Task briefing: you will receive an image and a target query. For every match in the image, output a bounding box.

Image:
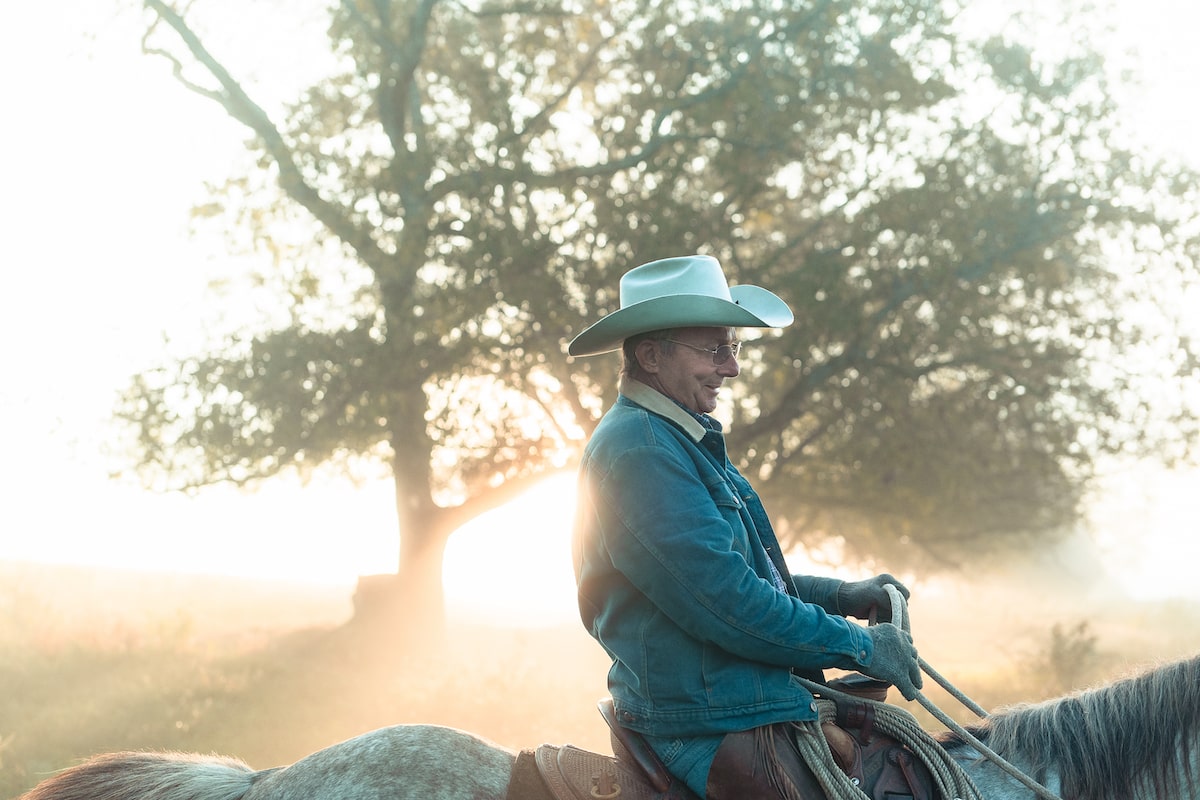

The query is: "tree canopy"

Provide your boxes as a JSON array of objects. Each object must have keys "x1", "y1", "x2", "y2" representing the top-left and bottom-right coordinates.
[{"x1": 119, "y1": 0, "x2": 1200, "y2": 614}]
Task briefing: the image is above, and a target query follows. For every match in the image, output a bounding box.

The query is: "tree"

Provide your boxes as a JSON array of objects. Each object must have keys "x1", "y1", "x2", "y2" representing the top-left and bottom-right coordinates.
[{"x1": 119, "y1": 0, "x2": 1200, "y2": 622}]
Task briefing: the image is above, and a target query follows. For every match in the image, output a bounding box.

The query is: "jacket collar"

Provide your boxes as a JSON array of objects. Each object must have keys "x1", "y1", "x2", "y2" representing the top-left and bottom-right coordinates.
[{"x1": 619, "y1": 377, "x2": 709, "y2": 443}]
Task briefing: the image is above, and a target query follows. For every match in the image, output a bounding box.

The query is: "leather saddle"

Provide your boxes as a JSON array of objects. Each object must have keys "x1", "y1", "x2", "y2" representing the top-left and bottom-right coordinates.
[
  {"x1": 518, "y1": 698, "x2": 698, "y2": 800},
  {"x1": 514, "y1": 678, "x2": 936, "y2": 800}
]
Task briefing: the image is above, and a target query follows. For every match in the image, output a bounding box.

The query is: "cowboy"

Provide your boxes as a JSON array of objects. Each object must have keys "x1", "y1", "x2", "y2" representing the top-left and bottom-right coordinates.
[{"x1": 569, "y1": 254, "x2": 922, "y2": 799}]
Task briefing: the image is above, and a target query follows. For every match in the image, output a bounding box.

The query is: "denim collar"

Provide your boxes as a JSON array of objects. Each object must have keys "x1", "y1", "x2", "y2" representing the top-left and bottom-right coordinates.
[{"x1": 619, "y1": 377, "x2": 719, "y2": 443}]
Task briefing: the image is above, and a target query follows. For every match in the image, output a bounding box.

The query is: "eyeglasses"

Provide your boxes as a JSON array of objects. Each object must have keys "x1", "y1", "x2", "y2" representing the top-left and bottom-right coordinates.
[{"x1": 662, "y1": 339, "x2": 742, "y2": 365}]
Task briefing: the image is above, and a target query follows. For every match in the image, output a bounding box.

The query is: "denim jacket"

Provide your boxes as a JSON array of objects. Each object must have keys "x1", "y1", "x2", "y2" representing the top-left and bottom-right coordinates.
[{"x1": 573, "y1": 379, "x2": 874, "y2": 738}]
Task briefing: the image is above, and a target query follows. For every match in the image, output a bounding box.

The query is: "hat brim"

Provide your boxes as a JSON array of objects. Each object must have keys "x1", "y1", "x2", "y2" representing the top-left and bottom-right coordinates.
[{"x1": 568, "y1": 286, "x2": 794, "y2": 356}]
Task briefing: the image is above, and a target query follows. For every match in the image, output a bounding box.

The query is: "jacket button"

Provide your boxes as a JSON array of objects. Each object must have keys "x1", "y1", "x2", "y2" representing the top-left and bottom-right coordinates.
[
  {"x1": 809, "y1": 701, "x2": 818, "y2": 713},
  {"x1": 620, "y1": 711, "x2": 635, "y2": 722}
]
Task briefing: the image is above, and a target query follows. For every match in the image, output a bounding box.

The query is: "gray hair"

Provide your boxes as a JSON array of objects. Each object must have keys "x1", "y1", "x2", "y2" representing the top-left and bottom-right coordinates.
[{"x1": 621, "y1": 329, "x2": 678, "y2": 377}]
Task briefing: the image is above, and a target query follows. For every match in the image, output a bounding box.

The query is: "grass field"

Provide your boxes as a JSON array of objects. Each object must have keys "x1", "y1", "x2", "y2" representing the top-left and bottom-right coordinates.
[{"x1": 3, "y1": 559, "x2": 1197, "y2": 799}]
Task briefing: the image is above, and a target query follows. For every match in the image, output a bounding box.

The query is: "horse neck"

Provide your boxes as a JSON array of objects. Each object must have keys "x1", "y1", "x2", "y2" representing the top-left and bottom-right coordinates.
[
  {"x1": 963, "y1": 748, "x2": 1200, "y2": 800},
  {"x1": 938, "y1": 654, "x2": 1200, "y2": 800},
  {"x1": 948, "y1": 745, "x2": 1063, "y2": 800},
  {"x1": 944, "y1": 716, "x2": 1200, "y2": 800}
]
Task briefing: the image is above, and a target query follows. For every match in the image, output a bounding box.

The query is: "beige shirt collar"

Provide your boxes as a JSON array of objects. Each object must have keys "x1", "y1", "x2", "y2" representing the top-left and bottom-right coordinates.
[{"x1": 619, "y1": 376, "x2": 709, "y2": 443}]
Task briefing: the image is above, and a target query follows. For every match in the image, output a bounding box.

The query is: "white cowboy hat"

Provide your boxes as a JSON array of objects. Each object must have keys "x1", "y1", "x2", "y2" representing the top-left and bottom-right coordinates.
[{"x1": 567, "y1": 255, "x2": 794, "y2": 356}]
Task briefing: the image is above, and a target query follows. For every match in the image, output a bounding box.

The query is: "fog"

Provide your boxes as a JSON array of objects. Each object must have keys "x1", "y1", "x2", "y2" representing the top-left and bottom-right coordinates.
[{"x1": 5, "y1": 546, "x2": 1197, "y2": 796}]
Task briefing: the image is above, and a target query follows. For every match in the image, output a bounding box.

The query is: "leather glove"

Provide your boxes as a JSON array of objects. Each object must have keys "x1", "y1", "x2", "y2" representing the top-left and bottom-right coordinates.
[
  {"x1": 861, "y1": 622, "x2": 923, "y2": 701},
  {"x1": 837, "y1": 574, "x2": 910, "y2": 621}
]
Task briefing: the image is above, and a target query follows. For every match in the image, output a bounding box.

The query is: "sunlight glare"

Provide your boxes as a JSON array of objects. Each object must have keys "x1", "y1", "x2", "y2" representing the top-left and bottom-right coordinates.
[
  {"x1": 3, "y1": 473, "x2": 400, "y2": 588},
  {"x1": 443, "y1": 473, "x2": 579, "y2": 627},
  {"x1": 1091, "y1": 466, "x2": 1200, "y2": 602}
]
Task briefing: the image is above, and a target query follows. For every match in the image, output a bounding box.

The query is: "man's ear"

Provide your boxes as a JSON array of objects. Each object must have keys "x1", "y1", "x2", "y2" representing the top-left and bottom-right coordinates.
[{"x1": 634, "y1": 339, "x2": 661, "y2": 374}]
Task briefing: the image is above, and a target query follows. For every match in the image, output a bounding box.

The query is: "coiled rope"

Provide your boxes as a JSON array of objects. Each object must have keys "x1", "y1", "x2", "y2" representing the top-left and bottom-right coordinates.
[
  {"x1": 790, "y1": 687, "x2": 983, "y2": 800},
  {"x1": 790, "y1": 585, "x2": 1065, "y2": 800}
]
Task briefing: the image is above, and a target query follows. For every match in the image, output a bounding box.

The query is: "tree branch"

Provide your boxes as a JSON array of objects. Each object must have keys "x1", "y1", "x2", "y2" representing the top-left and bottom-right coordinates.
[{"x1": 142, "y1": 0, "x2": 392, "y2": 273}]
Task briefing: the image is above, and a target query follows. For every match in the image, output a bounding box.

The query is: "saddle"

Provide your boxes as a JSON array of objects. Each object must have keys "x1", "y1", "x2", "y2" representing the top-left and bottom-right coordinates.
[
  {"x1": 505, "y1": 699, "x2": 699, "y2": 800},
  {"x1": 506, "y1": 678, "x2": 938, "y2": 800}
]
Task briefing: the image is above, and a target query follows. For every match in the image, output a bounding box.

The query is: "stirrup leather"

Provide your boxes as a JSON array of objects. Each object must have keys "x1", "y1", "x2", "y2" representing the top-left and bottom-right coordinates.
[{"x1": 597, "y1": 698, "x2": 689, "y2": 796}]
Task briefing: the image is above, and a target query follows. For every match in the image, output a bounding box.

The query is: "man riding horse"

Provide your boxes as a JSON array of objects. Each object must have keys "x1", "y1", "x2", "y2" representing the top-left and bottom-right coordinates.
[{"x1": 568, "y1": 254, "x2": 924, "y2": 799}]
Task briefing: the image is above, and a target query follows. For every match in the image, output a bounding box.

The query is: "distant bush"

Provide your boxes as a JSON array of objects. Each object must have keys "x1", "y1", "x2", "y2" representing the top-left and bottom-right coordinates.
[{"x1": 1016, "y1": 620, "x2": 1114, "y2": 699}]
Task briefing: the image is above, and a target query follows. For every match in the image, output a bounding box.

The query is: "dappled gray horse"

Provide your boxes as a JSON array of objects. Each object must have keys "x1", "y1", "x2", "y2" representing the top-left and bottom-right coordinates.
[{"x1": 18, "y1": 653, "x2": 1200, "y2": 800}]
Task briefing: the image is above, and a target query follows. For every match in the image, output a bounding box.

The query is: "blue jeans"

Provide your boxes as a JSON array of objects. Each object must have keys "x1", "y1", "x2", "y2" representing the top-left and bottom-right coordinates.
[{"x1": 643, "y1": 731, "x2": 724, "y2": 797}]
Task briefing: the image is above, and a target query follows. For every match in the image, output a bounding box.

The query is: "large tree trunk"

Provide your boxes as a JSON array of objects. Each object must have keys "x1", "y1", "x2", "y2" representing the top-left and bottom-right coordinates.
[
  {"x1": 351, "y1": 408, "x2": 451, "y2": 634},
  {"x1": 351, "y1": 531, "x2": 451, "y2": 638}
]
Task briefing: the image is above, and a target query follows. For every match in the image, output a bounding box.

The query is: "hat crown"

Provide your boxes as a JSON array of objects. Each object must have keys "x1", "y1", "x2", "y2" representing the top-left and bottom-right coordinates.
[
  {"x1": 620, "y1": 255, "x2": 732, "y2": 307},
  {"x1": 567, "y1": 254, "x2": 793, "y2": 357}
]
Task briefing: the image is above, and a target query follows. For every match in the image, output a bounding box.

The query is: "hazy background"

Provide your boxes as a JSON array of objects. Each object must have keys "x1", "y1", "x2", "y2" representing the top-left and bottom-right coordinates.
[
  {"x1": 3, "y1": 1, "x2": 1200, "y2": 797},
  {"x1": 6, "y1": 556, "x2": 1199, "y2": 799},
  {"x1": 2, "y1": 0, "x2": 1199, "y2": 602}
]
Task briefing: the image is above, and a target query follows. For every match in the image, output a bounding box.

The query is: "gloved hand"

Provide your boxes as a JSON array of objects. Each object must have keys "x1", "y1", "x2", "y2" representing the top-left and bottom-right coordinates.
[
  {"x1": 837, "y1": 574, "x2": 910, "y2": 621},
  {"x1": 861, "y1": 622, "x2": 923, "y2": 701}
]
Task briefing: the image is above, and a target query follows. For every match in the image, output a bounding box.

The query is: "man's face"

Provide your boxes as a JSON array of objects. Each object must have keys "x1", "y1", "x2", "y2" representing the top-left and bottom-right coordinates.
[{"x1": 644, "y1": 326, "x2": 740, "y2": 414}]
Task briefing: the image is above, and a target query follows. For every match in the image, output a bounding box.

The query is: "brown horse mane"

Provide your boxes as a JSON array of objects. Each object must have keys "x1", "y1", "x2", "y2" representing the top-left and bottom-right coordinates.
[{"x1": 937, "y1": 653, "x2": 1200, "y2": 800}]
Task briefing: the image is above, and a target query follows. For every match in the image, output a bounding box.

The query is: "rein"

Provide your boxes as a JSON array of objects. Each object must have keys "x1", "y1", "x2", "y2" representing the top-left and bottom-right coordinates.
[{"x1": 882, "y1": 585, "x2": 1066, "y2": 800}]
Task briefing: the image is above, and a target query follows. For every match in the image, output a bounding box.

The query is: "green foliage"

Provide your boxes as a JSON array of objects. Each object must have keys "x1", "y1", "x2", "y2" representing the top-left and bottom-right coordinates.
[
  {"x1": 123, "y1": 0, "x2": 1200, "y2": 585},
  {"x1": 0, "y1": 595, "x2": 234, "y2": 797}
]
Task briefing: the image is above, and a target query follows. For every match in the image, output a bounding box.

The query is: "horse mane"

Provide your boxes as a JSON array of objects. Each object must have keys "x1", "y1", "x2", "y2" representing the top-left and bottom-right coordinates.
[
  {"x1": 18, "y1": 750, "x2": 255, "y2": 800},
  {"x1": 938, "y1": 653, "x2": 1200, "y2": 800}
]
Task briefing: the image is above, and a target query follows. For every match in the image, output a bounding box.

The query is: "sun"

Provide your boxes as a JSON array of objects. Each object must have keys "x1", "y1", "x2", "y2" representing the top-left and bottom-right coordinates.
[{"x1": 442, "y1": 473, "x2": 580, "y2": 627}]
